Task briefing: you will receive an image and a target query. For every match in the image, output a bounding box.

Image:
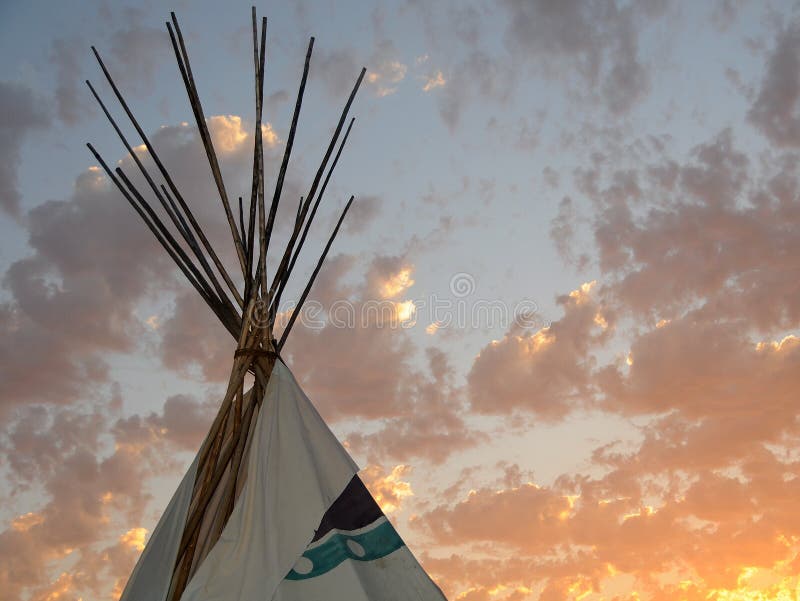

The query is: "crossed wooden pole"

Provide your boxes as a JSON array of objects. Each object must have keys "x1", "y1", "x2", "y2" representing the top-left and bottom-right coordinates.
[{"x1": 86, "y1": 8, "x2": 365, "y2": 598}]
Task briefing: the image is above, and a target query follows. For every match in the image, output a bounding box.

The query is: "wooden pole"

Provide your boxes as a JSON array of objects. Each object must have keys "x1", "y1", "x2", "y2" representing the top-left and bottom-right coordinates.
[
  {"x1": 204, "y1": 354, "x2": 271, "y2": 555},
  {"x1": 167, "y1": 15, "x2": 249, "y2": 280},
  {"x1": 86, "y1": 80, "x2": 241, "y2": 321},
  {"x1": 194, "y1": 300, "x2": 256, "y2": 469},
  {"x1": 267, "y1": 69, "x2": 365, "y2": 305},
  {"x1": 89, "y1": 11, "x2": 371, "y2": 599},
  {"x1": 90, "y1": 46, "x2": 245, "y2": 310},
  {"x1": 170, "y1": 400, "x2": 233, "y2": 601},
  {"x1": 262, "y1": 37, "x2": 315, "y2": 285},
  {"x1": 173, "y1": 383, "x2": 261, "y2": 566},
  {"x1": 271, "y1": 117, "x2": 355, "y2": 316},
  {"x1": 86, "y1": 144, "x2": 240, "y2": 339},
  {"x1": 253, "y1": 13, "x2": 268, "y2": 301},
  {"x1": 238, "y1": 197, "x2": 248, "y2": 258},
  {"x1": 114, "y1": 168, "x2": 213, "y2": 297},
  {"x1": 278, "y1": 196, "x2": 354, "y2": 350}
]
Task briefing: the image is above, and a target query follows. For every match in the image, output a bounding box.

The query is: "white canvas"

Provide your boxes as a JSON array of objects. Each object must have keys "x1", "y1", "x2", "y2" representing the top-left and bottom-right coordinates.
[
  {"x1": 119, "y1": 457, "x2": 198, "y2": 601},
  {"x1": 274, "y1": 515, "x2": 448, "y2": 601},
  {"x1": 179, "y1": 360, "x2": 359, "y2": 601}
]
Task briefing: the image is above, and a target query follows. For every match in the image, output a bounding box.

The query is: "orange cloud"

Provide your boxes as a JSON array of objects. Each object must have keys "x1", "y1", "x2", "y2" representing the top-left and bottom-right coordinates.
[
  {"x1": 468, "y1": 281, "x2": 610, "y2": 419},
  {"x1": 423, "y1": 71, "x2": 446, "y2": 92},
  {"x1": 361, "y1": 464, "x2": 414, "y2": 514},
  {"x1": 119, "y1": 527, "x2": 147, "y2": 552}
]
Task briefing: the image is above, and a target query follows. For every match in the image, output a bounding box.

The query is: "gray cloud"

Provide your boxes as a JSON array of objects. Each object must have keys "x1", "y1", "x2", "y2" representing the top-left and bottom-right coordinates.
[
  {"x1": 280, "y1": 253, "x2": 416, "y2": 421},
  {"x1": 0, "y1": 110, "x2": 268, "y2": 415},
  {"x1": 502, "y1": 0, "x2": 655, "y2": 114},
  {"x1": 51, "y1": 38, "x2": 92, "y2": 126},
  {"x1": 315, "y1": 47, "x2": 362, "y2": 99},
  {"x1": 50, "y1": 9, "x2": 171, "y2": 128},
  {"x1": 438, "y1": 50, "x2": 513, "y2": 132},
  {"x1": 0, "y1": 390, "x2": 210, "y2": 601},
  {"x1": 749, "y1": 22, "x2": 800, "y2": 147},
  {"x1": 158, "y1": 291, "x2": 236, "y2": 382},
  {"x1": 0, "y1": 82, "x2": 48, "y2": 217},
  {"x1": 471, "y1": 124, "x2": 800, "y2": 426},
  {"x1": 0, "y1": 166, "x2": 160, "y2": 414},
  {"x1": 348, "y1": 347, "x2": 484, "y2": 464},
  {"x1": 549, "y1": 196, "x2": 588, "y2": 269},
  {"x1": 344, "y1": 194, "x2": 383, "y2": 234},
  {"x1": 106, "y1": 19, "x2": 170, "y2": 96},
  {"x1": 424, "y1": 0, "x2": 665, "y2": 130},
  {"x1": 315, "y1": 39, "x2": 406, "y2": 100},
  {"x1": 467, "y1": 283, "x2": 610, "y2": 420}
]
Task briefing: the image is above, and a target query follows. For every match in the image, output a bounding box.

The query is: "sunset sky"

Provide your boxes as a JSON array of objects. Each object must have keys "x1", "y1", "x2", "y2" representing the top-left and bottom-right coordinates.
[{"x1": 2, "y1": 1, "x2": 800, "y2": 600}]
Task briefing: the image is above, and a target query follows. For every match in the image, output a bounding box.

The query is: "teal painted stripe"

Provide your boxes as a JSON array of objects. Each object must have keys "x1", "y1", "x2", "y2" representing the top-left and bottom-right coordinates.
[{"x1": 285, "y1": 520, "x2": 405, "y2": 580}]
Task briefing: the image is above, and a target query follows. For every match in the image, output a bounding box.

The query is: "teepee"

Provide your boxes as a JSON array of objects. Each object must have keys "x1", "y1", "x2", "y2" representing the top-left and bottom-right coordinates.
[{"x1": 86, "y1": 8, "x2": 447, "y2": 601}]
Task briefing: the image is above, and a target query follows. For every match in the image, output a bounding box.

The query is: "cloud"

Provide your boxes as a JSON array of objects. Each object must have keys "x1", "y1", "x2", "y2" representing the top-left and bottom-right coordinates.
[
  {"x1": 114, "y1": 392, "x2": 215, "y2": 453},
  {"x1": 411, "y1": 118, "x2": 800, "y2": 598},
  {"x1": 52, "y1": 9, "x2": 170, "y2": 127},
  {"x1": 0, "y1": 389, "x2": 202, "y2": 601},
  {"x1": 550, "y1": 124, "x2": 800, "y2": 497},
  {"x1": 0, "y1": 194, "x2": 158, "y2": 410},
  {"x1": 710, "y1": 0, "x2": 748, "y2": 32},
  {"x1": 315, "y1": 39, "x2": 406, "y2": 100},
  {"x1": 438, "y1": 50, "x2": 513, "y2": 131},
  {"x1": 347, "y1": 347, "x2": 484, "y2": 464},
  {"x1": 261, "y1": 122, "x2": 280, "y2": 148},
  {"x1": 502, "y1": 0, "x2": 656, "y2": 114},
  {"x1": 592, "y1": 129, "x2": 800, "y2": 335},
  {"x1": 0, "y1": 302, "x2": 110, "y2": 414},
  {"x1": 271, "y1": 256, "x2": 481, "y2": 463},
  {"x1": 549, "y1": 196, "x2": 585, "y2": 267},
  {"x1": 467, "y1": 282, "x2": 611, "y2": 420},
  {"x1": 104, "y1": 13, "x2": 171, "y2": 96},
  {"x1": 8, "y1": 8, "x2": 800, "y2": 600},
  {"x1": 514, "y1": 116, "x2": 544, "y2": 151},
  {"x1": 417, "y1": 553, "x2": 542, "y2": 601},
  {"x1": 0, "y1": 163, "x2": 163, "y2": 413},
  {"x1": 364, "y1": 40, "x2": 407, "y2": 97},
  {"x1": 748, "y1": 22, "x2": 800, "y2": 147},
  {"x1": 598, "y1": 318, "x2": 800, "y2": 428},
  {"x1": 343, "y1": 194, "x2": 382, "y2": 234},
  {"x1": 364, "y1": 255, "x2": 415, "y2": 299},
  {"x1": 278, "y1": 254, "x2": 415, "y2": 420},
  {"x1": 0, "y1": 82, "x2": 49, "y2": 217},
  {"x1": 360, "y1": 464, "x2": 414, "y2": 514},
  {"x1": 423, "y1": 0, "x2": 664, "y2": 129},
  {"x1": 255, "y1": 265, "x2": 415, "y2": 413},
  {"x1": 158, "y1": 291, "x2": 236, "y2": 382},
  {"x1": 315, "y1": 48, "x2": 362, "y2": 98},
  {"x1": 51, "y1": 38, "x2": 92, "y2": 126},
  {"x1": 0, "y1": 109, "x2": 269, "y2": 413},
  {"x1": 414, "y1": 481, "x2": 571, "y2": 552},
  {"x1": 422, "y1": 71, "x2": 446, "y2": 92},
  {"x1": 414, "y1": 447, "x2": 800, "y2": 597},
  {"x1": 432, "y1": 122, "x2": 800, "y2": 598}
]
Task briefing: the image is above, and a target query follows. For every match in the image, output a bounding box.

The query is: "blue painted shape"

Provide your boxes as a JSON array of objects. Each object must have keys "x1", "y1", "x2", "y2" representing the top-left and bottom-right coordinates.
[{"x1": 285, "y1": 519, "x2": 404, "y2": 580}]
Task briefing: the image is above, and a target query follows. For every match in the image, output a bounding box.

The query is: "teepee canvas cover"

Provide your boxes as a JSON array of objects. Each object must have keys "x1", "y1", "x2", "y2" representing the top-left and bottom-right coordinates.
[{"x1": 87, "y1": 8, "x2": 446, "y2": 601}]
